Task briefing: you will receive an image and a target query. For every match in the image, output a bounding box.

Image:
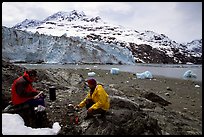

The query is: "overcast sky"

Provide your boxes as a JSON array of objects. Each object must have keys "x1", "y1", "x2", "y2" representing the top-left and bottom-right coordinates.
[{"x1": 2, "y1": 2, "x2": 202, "y2": 43}]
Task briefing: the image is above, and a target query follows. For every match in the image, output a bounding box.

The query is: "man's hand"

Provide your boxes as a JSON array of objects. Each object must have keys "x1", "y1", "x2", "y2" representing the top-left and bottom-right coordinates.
[
  {"x1": 74, "y1": 105, "x2": 80, "y2": 109},
  {"x1": 33, "y1": 91, "x2": 43, "y2": 99}
]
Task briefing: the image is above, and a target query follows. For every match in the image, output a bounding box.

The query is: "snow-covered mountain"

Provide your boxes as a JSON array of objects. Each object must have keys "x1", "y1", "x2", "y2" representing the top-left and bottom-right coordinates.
[
  {"x1": 13, "y1": 19, "x2": 42, "y2": 29},
  {"x1": 3, "y1": 10, "x2": 202, "y2": 64},
  {"x1": 183, "y1": 39, "x2": 202, "y2": 53}
]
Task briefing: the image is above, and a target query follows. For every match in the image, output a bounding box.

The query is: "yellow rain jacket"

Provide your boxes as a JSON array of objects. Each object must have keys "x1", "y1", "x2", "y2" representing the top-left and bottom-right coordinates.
[{"x1": 79, "y1": 84, "x2": 110, "y2": 111}]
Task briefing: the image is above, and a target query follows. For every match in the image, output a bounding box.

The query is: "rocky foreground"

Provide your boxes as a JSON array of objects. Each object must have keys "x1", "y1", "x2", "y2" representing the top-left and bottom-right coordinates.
[{"x1": 2, "y1": 59, "x2": 202, "y2": 135}]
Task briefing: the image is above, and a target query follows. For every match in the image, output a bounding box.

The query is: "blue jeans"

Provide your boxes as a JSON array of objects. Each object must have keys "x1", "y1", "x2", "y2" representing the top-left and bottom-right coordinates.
[{"x1": 26, "y1": 96, "x2": 45, "y2": 107}]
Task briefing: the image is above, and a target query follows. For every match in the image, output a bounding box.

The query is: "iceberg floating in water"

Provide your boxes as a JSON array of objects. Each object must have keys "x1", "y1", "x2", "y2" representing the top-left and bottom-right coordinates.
[
  {"x1": 136, "y1": 71, "x2": 153, "y2": 79},
  {"x1": 183, "y1": 70, "x2": 197, "y2": 79},
  {"x1": 110, "y1": 68, "x2": 119, "y2": 75},
  {"x1": 88, "y1": 72, "x2": 96, "y2": 77}
]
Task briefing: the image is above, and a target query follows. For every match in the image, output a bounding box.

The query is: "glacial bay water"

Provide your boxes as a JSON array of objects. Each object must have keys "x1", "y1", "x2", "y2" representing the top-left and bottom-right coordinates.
[{"x1": 15, "y1": 63, "x2": 202, "y2": 82}]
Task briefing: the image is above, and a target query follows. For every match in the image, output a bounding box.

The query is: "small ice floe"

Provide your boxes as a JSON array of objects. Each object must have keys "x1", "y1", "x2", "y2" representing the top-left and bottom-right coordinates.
[
  {"x1": 183, "y1": 70, "x2": 197, "y2": 79},
  {"x1": 195, "y1": 85, "x2": 200, "y2": 88},
  {"x1": 88, "y1": 72, "x2": 96, "y2": 77},
  {"x1": 136, "y1": 71, "x2": 153, "y2": 79},
  {"x1": 110, "y1": 68, "x2": 119, "y2": 75}
]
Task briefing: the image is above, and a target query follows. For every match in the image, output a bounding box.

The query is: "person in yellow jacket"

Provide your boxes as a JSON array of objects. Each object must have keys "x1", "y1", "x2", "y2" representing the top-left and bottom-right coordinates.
[{"x1": 75, "y1": 78, "x2": 110, "y2": 119}]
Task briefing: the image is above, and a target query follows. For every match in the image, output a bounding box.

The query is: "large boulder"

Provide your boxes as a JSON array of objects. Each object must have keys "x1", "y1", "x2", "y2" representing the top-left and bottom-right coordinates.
[{"x1": 68, "y1": 95, "x2": 162, "y2": 135}]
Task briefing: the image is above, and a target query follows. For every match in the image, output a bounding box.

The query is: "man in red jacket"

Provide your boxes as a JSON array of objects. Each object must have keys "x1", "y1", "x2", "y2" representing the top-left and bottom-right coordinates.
[{"x1": 11, "y1": 69, "x2": 46, "y2": 111}]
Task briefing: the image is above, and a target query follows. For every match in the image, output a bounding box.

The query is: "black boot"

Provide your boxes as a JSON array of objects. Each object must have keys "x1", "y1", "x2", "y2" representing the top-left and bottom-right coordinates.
[{"x1": 36, "y1": 111, "x2": 52, "y2": 128}]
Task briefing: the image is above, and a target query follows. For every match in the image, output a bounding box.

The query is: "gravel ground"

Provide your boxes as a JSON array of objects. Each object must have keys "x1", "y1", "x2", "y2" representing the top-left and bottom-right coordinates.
[{"x1": 2, "y1": 60, "x2": 202, "y2": 135}]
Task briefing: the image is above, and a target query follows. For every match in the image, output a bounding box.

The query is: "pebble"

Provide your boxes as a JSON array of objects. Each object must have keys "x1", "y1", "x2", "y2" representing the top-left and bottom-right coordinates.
[
  {"x1": 166, "y1": 87, "x2": 172, "y2": 91},
  {"x1": 165, "y1": 93, "x2": 170, "y2": 96},
  {"x1": 183, "y1": 108, "x2": 188, "y2": 112}
]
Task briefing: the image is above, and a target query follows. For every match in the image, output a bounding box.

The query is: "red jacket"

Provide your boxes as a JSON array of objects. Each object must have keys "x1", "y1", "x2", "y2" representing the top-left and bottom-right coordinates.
[{"x1": 11, "y1": 71, "x2": 39, "y2": 105}]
